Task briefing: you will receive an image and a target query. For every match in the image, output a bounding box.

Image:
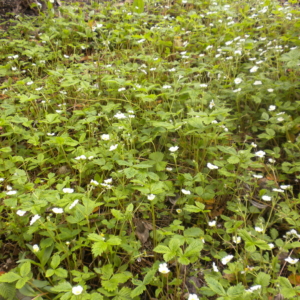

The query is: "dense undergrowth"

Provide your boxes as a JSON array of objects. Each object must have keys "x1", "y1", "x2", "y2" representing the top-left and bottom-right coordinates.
[{"x1": 0, "y1": 0, "x2": 300, "y2": 299}]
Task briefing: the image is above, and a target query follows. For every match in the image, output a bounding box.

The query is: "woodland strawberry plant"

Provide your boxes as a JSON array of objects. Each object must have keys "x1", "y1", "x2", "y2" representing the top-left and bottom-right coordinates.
[{"x1": 0, "y1": 0, "x2": 300, "y2": 299}]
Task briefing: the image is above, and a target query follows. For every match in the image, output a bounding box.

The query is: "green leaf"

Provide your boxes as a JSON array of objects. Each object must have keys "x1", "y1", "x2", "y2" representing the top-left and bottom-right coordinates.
[
  {"x1": 102, "y1": 272, "x2": 132, "y2": 292},
  {"x1": 16, "y1": 277, "x2": 30, "y2": 289},
  {"x1": 278, "y1": 276, "x2": 292, "y2": 289},
  {"x1": 184, "y1": 204, "x2": 203, "y2": 213},
  {"x1": 54, "y1": 268, "x2": 68, "y2": 278},
  {"x1": 0, "y1": 283, "x2": 16, "y2": 300},
  {"x1": 114, "y1": 287, "x2": 132, "y2": 300},
  {"x1": 0, "y1": 272, "x2": 21, "y2": 283},
  {"x1": 226, "y1": 283, "x2": 245, "y2": 297},
  {"x1": 20, "y1": 261, "x2": 31, "y2": 277},
  {"x1": 227, "y1": 156, "x2": 240, "y2": 164},
  {"x1": 143, "y1": 270, "x2": 156, "y2": 285},
  {"x1": 101, "y1": 264, "x2": 114, "y2": 280},
  {"x1": 169, "y1": 238, "x2": 183, "y2": 251},
  {"x1": 256, "y1": 272, "x2": 270, "y2": 287},
  {"x1": 178, "y1": 256, "x2": 190, "y2": 265},
  {"x1": 40, "y1": 244, "x2": 54, "y2": 267},
  {"x1": 50, "y1": 254, "x2": 60, "y2": 270},
  {"x1": 239, "y1": 230, "x2": 254, "y2": 243},
  {"x1": 184, "y1": 227, "x2": 203, "y2": 238},
  {"x1": 107, "y1": 236, "x2": 122, "y2": 245},
  {"x1": 205, "y1": 276, "x2": 226, "y2": 296},
  {"x1": 130, "y1": 284, "x2": 146, "y2": 298},
  {"x1": 163, "y1": 251, "x2": 177, "y2": 262},
  {"x1": 45, "y1": 114, "x2": 61, "y2": 124},
  {"x1": 51, "y1": 281, "x2": 72, "y2": 293},
  {"x1": 88, "y1": 233, "x2": 106, "y2": 242},
  {"x1": 255, "y1": 240, "x2": 271, "y2": 250},
  {"x1": 92, "y1": 241, "x2": 107, "y2": 256},
  {"x1": 111, "y1": 209, "x2": 124, "y2": 220},
  {"x1": 184, "y1": 239, "x2": 203, "y2": 257},
  {"x1": 153, "y1": 245, "x2": 170, "y2": 254},
  {"x1": 149, "y1": 152, "x2": 164, "y2": 162},
  {"x1": 45, "y1": 269, "x2": 55, "y2": 277}
]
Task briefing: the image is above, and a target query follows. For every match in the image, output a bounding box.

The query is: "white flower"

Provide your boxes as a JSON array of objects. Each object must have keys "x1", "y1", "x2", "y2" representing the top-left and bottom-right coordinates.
[
  {"x1": 268, "y1": 158, "x2": 276, "y2": 164},
  {"x1": 255, "y1": 150, "x2": 266, "y2": 158},
  {"x1": 181, "y1": 189, "x2": 191, "y2": 195},
  {"x1": 118, "y1": 87, "x2": 126, "y2": 92},
  {"x1": 27, "y1": 81, "x2": 34, "y2": 85},
  {"x1": 52, "y1": 207, "x2": 64, "y2": 214},
  {"x1": 6, "y1": 190, "x2": 17, "y2": 195},
  {"x1": 55, "y1": 110, "x2": 62, "y2": 114},
  {"x1": 63, "y1": 54, "x2": 69, "y2": 58},
  {"x1": 159, "y1": 263, "x2": 170, "y2": 274},
  {"x1": 30, "y1": 214, "x2": 41, "y2": 225},
  {"x1": 209, "y1": 100, "x2": 215, "y2": 109},
  {"x1": 109, "y1": 144, "x2": 118, "y2": 151},
  {"x1": 250, "y1": 66, "x2": 259, "y2": 73},
  {"x1": 169, "y1": 146, "x2": 179, "y2": 152},
  {"x1": 268, "y1": 243, "x2": 275, "y2": 249},
  {"x1": 280, "y1": 185, "x2": 291, "y2": 190},
  {"x1": 114, "y1": 112, "x2": 126, "y2": 119},
  {"x1": 233, "y1": 236, "x2": 241, "y2": 244},
  {"x1": 101, "y1": 134, "x2": 110, "y2": 140},
  {"x1": 221, "y1": 254, "x2": 234, "y2": 265},
  {"x1": 212, "y1": 262, "x2": 219, "y2": 272},
  {"x1": 253, "y1": 174, "x2": 263, "y2": 178},
  {"x1": 137, "y1": 38, "x2": 145, "y2": 44},
  {"x1": 233, "y1": 88, "x2": 241, "y2": 93},
  {"x1": 207, "y1": 163, "x2": 218, "y2": 170},
  {"x1": 166, "y1": 167, "x2": 173, "y2": 171},
  {"x1": 147, "y1": 194, "x2": 156, "y2": 201},
  {"x1": 277, "y1": 117, "x2": 284, "y2": 122},
  {"x1": 69, "y1": 199, "x2": 79, "y2": 209},
  {"x1": 47, "y1": 133, "x2": 55, "y2": 136},
  {"x1": 188, "y1": 294, "x2": 199, "y2": 300},
  {"x1": 63, "y1": 188, "x2": 74, "y2": 194},
  {"x1": 72, "y1": 285, "x2": 83, "y2": 295},
  {"x1": 246, "y1": 285, "x2": 262, "y2": 292},
  {"x1": 286, "y1": 229, "x2": 299, "y2": 237},
  {"x1": 251, "y1": 142, "x2": 257, "y2": 148},
  {"x1": 267, "y1": 88, "x2": 274, "y2": 92},
  {"x1": 104, "y1": 178, "x2": 113, "y2": 184},
  {"x1": 0, "y1": 178, "x2": 4, "y2": 182},
  {"x1": 88, "y1": 156, "x2": 94, "y2": 160},
  {"x1": 16, "y1": 210, "x2": 27, "y2": 216},
  {"x1": 75, "y1": 155, "x2": 86, "y2": 160},
  {"x1": 11, "y1": 67, "x2": 17, "y2": 71},
  {"x1": 273, "y1": 188, "x2": 284, "y2": 192},
  {"x1": 234, "y1": 78, "x2": 242, "y2": 84},
  {"x1": 208, "y1": 220, "x2": 216, "y2": 227},
  {"x1": 176, "y1": 209, "x2": 182, "y2": 213},
  {"x1": 200, "y1": 84, "x2": 208, "y2": 88},
  {"x1": 90, "y1": 179, "x2": 99, "y2": 186},
  {"x1": 33, "y1": 244, "x2": 40, "y2": 253},
  {"x1": 285, "y1": 257, "x2": 299, "y2": 264},
  {"x1": 162, "y1": 85, "x2": 171, "y2": 89},
  {"x1": 253, "y1": 80, "x2": 262, "y2": 85},
  {"x1": 262, "y1": 195, "x2": 271, "y2": 201},
  {"x1": 255, "y1": 226, "x2": 263, "y2": 232}
]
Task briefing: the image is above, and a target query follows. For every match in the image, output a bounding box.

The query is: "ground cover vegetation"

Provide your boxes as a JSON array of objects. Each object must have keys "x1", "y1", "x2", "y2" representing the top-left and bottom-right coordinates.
[{"x1": 0, "y1": 0, "x2": 300, "y2": 299}]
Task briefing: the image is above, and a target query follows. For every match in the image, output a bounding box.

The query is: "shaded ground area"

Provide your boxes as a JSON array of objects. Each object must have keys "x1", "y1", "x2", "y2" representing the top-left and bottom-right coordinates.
[{"x1": 0, "y1": 0, "x2": 100, "y2": 30}]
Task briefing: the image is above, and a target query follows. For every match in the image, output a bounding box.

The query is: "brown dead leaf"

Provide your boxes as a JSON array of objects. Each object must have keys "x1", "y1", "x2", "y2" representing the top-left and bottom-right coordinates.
[
  {"x1": 288, "y1": 274, "x2": 300, "y2": 286},
  {"x1": 134, "y1": 219, "x2": 153, "y2": 244},
  {"x1": 223, "y1": 273, "x2": 236, "y2": 283}
]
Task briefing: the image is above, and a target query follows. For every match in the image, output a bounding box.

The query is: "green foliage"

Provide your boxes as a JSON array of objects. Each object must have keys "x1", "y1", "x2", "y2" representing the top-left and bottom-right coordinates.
[{"x1": 0, "y1": 0, "x2": 300, "y2": 299}]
